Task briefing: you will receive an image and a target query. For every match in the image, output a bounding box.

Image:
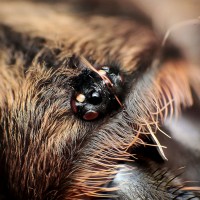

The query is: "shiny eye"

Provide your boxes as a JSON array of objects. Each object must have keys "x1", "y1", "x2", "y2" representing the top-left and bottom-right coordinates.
[
  {"x1": 71, "y1": 62, "x2": 125, "y2": 121},
  {"x1": 76, "y1": 94, "x2": 86, "y2": 103},
  {"x1": 83, "y1": 110, "x2": 99, "y2": 121},
  {"x1": 101, "y1": 66, "x2": 110, "y2": 73},
  {"x1": 88, "y1": 91, "x2": 102, "y2": 105}
]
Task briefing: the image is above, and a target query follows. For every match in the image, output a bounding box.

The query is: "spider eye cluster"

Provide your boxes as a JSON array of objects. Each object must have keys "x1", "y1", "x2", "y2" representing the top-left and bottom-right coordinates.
[{"x1": 71, "y1": 65, "x2": 124, "y2": 121}]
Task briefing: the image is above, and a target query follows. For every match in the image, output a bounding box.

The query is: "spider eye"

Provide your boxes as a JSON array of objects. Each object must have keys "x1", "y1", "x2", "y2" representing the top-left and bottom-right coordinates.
[
  {"x1": 71, "y1": 62, "x2": 125, "y2": 121},
  {"x1": 83, "y1": 110, "x2": 99, "y2": 121},
  {"x1": 76, "y1": 94, "x2": 86, "y2": 103},
  {"x1": 88, "y1": 91, "x2": 102, "y2": 105},
  {"x1": 101, "y1": 66, "x2": 110, "y2": 73}
]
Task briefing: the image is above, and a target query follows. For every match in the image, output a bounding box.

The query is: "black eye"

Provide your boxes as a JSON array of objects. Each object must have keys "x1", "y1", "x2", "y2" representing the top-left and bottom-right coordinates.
[{"x1": 88, "y1": 91, "x2": 102, "y2": 105}]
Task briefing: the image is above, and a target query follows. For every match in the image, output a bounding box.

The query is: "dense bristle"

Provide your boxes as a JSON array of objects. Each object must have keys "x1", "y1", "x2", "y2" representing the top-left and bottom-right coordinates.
[{"x1": 0, "y1": 1, "x2": 200, "y2": 199}]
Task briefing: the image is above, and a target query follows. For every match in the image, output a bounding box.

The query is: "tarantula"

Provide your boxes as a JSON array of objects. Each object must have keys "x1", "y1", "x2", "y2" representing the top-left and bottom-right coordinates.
[{"x1": 0, "y1": 0, "x2": 200, "y2": 199}]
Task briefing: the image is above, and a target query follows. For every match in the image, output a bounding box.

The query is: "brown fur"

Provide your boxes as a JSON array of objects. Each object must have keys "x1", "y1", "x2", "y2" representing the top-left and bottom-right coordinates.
[{"x1": 0, "y1": 1, "x2": 200, "y2": 200}]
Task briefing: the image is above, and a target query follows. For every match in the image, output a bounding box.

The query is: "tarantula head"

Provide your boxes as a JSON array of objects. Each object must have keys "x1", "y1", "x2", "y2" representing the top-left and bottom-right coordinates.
[{"x1": 0, "y1": 53, "x2": 132, "y2": 199}]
